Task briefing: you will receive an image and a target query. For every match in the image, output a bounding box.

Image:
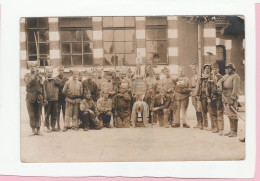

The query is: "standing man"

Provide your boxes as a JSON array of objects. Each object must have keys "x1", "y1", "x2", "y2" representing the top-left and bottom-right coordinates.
[
  {"x1": 113, "y1": 82, "x2": 132, "y2": 128},
  {"x1": 62, "y1": 70, "x2": 83, "y2": 131},
  {"x1": 207, "y1": 63, "x2": 224, "y2": 135},
  {"x1": 43, "y1": 68, "x2": 61, "y2": 132},
  {"x1": 82, "y1": 70, "x2": 99, "y2": 102},
  {"x1": 152, "y1": 88, "x2": 171, "y2": 128},
  {"x1": 56, "y1": 65, "x2": 68, "y2": 131},
  {"x1": 80, "y1": 89, "x2": 102, "y2": 131},
  {"x1": 94, "y1": 67, "x2": 104, "y2": 100},
  {"x1": 97, "y1": 91, "x2": 113, "y2": 128},
  {"x1": 172, "y1": 67, "x2": 191, "y2": 128},
  {"x1": 24, "y1": 61, "x2": 45, "y2": 136},
  {"x1": 189, "y1": 63, "x2": 203, "y2": 129},
  {"x1": 196, "y1": 64, "x2": 212, "y2": 130},
  {"x1": 217, "y1": 63, "x2": 240, "y2": 137}
]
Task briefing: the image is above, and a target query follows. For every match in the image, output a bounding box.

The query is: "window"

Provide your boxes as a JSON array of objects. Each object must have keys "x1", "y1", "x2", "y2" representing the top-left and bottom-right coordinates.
[
  {"x1": 145, "y1": 17, "x2": 168, "y2": 64},
  {"x1": 26, "y1": 18, "x2": 49, "y2": 66},
  {"x1": 59, "y1": 18, "x2": 93, "y2": 67},
  {"x1": 103, "y1": 17, "x2": 136, "y2": 66},
  {"x1": 216, "y1": 45, "x2": 225, "y2": 60}
]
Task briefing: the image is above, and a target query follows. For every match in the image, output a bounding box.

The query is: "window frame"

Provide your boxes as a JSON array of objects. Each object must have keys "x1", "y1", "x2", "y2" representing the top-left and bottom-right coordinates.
[
  {"x1": 145, "y1": 16, "x2": 168, "y2": 65},
  {"x1": 102, "y1": 16, "x2": 137, "y2": 66},
  {"x1": 26, "y1": 18, "x2": 50, "y2": 67}
]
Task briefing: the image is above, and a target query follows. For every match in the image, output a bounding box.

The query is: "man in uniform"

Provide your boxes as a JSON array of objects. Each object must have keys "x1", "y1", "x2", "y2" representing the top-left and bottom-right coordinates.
[
  {"x1": 189, "y1": 63, "x2": 203, "y2": 129},
  {"x1": 43, "y1": 68, "x2": 61, "y2": 132},
  {"x1": 78, "y1": 71, "x2": 84, "y2": 83},
  {"x1": 217, "y1": 63, "x2": 240, "y2": 137},
  {"x1": 82, "y1": 70, "x2": 99, "y2": 102},
  {"x1": 196, "y1": 64, "x2": 212, "y2": 130},
  {"x1": 207, "y1": 63, "x2": 224, "y2": 135},
  {"x1": 56, "y1": 65, "x2": 69, "y2": 131},
  {"x1": 62, "y1": 70, "x2": 83, "y2": 131},
  {"x1": 172, "y1": 67, "x2": 191, "y2": 128},
  {"x1": 80, "y1": 89, "x2": 102, "y2": 131},
  {"x1": 24, "y1": 61, "x2": 45, "y2": 136},
  {"x1": 152, "y1": 88, "x2": 171, "y2": 128},
  {"x1": 94, "y1": 67, "x2": 103, "y2": 100},
  {"x1": 113, "y1": 82, "x2": 132, "y2": 128},
  {"x1": 97, "y1": 91, "x2": 113, "y2": 128}
]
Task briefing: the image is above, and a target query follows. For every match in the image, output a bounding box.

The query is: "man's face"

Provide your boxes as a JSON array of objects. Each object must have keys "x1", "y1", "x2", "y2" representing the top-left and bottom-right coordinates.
[
  {"x1": 30, "y1": 65, "x2": 36, "y2": 73},
  {"x1": 127, "y1": 72, "x2": 132, "y2": 78},
  {"x1": 179, "y1": 69, "x2": 184, "y2": 77},
  {"x1": 155, "y1": 73, "x2": 160, "y2": 80},
  {"x1": 97, "y1": 72, "x2": 102, "y2": 78},
  {"x1": 85, "y1": 92, "x2": 91, "y2": 99},
  {"x1": 58, "y1": 69, "x2": 64, "y2": 76},
  {"x1": 160, "y1": 91, "x2": 166, "y2": 97},
  {"x1": 47, "y1": 71, "x2": 53, "y2": 78},
  {"x1": 106, "y1": 74, "x2": 112, "y2": 81},
  {"x1": 226, "y1": 67, "x2": 233, "y2": 74},
  {"x1": 212, "y1": 67, "x2": 219, "y2": 74},
  {"x1": 120, "y1": 87, "x2": 127, "y2": 93},
  {"x1": 120, "y1": 73, "x2": 126, "y2": 79},
  {"x1": 204, "y1": 66, "x2": 210, "y2": 74},
  {"x1": 87, "y1": 74, "x2": 93, "y2": 80},
  {"x1": 72, "y1": 72, "x2": 78, "y2": 80},
  {"x1": 78, "y1": 73, "x2": 83, "y2": 81},
  {"x1": 192, "y1": 67, "x2": 197, "y2": 74}
]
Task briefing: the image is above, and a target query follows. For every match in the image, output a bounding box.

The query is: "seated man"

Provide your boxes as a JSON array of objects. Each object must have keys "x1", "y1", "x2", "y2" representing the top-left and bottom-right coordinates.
[
  {"x1": 152, "y1": 88, "x2": 171, "y2": 128},
  {"x1": 80, "y1": 89, "x2": 102, "y2": 131},
  {"x1": 97, "y1": 91, "x2": 113, "y2": 128}
]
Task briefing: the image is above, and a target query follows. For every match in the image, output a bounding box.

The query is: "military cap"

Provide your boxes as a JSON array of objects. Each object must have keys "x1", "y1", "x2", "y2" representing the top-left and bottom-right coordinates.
[
  {"x1": 211, "y1": 63, "x2": 219, "y2": 69},
  {"x1": 225, "y1": 63, "x2": 235, "y2": 70},
  {"x1": 27, "y1": 61, "x2": 37, "y2": 67},
  {"x1": 203, "y1": 64, "x2": 211, "y2": 70}
]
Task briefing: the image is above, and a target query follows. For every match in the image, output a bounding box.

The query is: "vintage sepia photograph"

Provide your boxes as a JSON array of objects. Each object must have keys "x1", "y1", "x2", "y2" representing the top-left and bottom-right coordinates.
[{"x1": 20, "y1": 15, "x2": 245, "y2": 162}]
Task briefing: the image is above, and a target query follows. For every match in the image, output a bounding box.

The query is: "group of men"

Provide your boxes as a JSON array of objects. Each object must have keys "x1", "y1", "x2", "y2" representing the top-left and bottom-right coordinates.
[{"x1": 24, "y1": 59, "x2": 244, "y2": 142}]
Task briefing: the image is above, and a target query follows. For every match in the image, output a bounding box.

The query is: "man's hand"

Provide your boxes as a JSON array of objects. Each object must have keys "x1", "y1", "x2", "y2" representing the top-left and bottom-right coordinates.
[
  {"x1": 228, "y1": 98, "x2": 234, "y2": 105},
  {"x1": 152, "y1": 107, "x2": 159, "y2": 111}
]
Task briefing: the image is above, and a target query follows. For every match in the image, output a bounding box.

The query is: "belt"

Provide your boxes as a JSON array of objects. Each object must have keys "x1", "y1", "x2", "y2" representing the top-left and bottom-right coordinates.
[{"x1": 68, "y1": 96, "x2": 81, "y2": 100}]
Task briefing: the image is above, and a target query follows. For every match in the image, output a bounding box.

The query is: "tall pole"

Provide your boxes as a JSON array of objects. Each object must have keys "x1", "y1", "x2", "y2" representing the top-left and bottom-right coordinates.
[{"x1": 198, "y1": 22, "x2": 204, "y2": 75}]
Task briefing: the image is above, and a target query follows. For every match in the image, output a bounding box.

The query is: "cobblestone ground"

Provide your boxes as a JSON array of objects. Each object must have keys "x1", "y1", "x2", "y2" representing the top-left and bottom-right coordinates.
[{"x1": 20, "y1": 87, "x2": 245, "y2": 162}]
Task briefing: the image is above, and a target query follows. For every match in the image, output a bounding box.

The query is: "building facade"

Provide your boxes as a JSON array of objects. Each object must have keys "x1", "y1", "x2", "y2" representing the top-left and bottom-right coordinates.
[{"x1": 20, "y1": 16, "x2": 245, "y2": 91}]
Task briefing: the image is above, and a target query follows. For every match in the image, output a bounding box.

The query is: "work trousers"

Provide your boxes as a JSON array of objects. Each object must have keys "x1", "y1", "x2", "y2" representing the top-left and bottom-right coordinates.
[
  {"x1": 56, "y1": 99, "x2": 66, "y2": 129},
  {"x1": 114, "y1": 111, "x2": 131, "y2": 128},
  {"x1": 26, "y1": 101, "x2": 42, "y2": 129},
  {"x1": 210, "y1": 98, "x2": 224, "y2": 130},
  {"x1": 81, "y1": 112, "x2": 102, "y2": 129},
  {"x1": 65, "y1": 102, "x2": 79, "y2": 128},
  {"x1": 173, "y1": 97, "x2": 189, "y2": 125},
  {"x1": 201, "y1": 98, "x2": 214, "y2": 128},
  {"x1": 98, "y1": 111, "x2": 112, "y2": 127},
  {"x1": 45, "y1": 101, "x2": 58, "y2": 129},
  {"x1": 154, "y1": 109, "x2": 169, "y2": 127}
]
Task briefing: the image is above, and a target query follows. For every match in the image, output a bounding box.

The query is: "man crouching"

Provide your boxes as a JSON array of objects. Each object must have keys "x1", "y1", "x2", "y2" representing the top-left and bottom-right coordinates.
[
  {"x1": 97, "y1": 91, "x2": 113, "y2": 128},
  {"x1": 80, "y1": 89, "x2": 102, "y2": 131}
]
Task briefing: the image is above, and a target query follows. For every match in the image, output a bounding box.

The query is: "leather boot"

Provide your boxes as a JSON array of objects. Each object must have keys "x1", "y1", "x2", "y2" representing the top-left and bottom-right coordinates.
[
  {"x1": 35, "y1": 127, "x2": 43, "y2": 136},
  {"x1": 229, "y1": 119, "x2": 238, "y2": 137},
  {"x1": 29, "y1": 128, "x2": 36, "y2": 136},
  {"x1": 193, "y1": 112, "x2": 200, "y2": 128},
  {"x1": 197, "y1": 112, "x2": 203, "y2": 130},
  {"x1": 239, "y1": 137, "x2": 245, "y2": 142},
  {"x1": 224, "y1": 119, "x2": 233, "y2": 136},
  {"x1": 218, "y1": 130, "x2": 224, "y2": 136}
]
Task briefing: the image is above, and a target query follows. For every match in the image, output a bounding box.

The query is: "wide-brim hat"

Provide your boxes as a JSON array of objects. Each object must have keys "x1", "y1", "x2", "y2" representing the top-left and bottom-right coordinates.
[{"x1": 225, "y1": 63, "x2": 235, "y2": 70}]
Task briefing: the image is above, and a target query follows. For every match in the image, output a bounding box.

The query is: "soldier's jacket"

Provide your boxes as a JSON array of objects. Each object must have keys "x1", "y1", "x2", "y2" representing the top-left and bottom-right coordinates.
[
  {"x1": 217, "y1": 72, "x2": 240, "y2": 101},
  {"x1": 101, "y1": 80, "x2": 115, "y2": 96},
  {"x1": 173, "y1": 76, "x2": 191, "y2": 101},
  {"x1": 154, "y1": 94, "x2": 171, "y2": 110},
  {"x1": 190, "y1": 74, "x2": 199, "y2": 97},
  {"x1": 80, "y1": 98, "x2": 98, "y2": 116},
  {"x1": 62, "y1": 79, "x2": 83, "y2": 99},
  {"x1": 55, "y1": 75, "x2": 69, "y2": 101},
  {"x1": 24, "y1": 72, "x2": 45, "y2": 104},
  {"x1": 97, "y1": 97, "x2": 112, "y2": 113},
  {"x1": 206, "y1": 73, "x2": 223, "y2": 100},
  {"x1": 82, "y1": 79, "x2": 99, "y2": 102},
  {"x1": 43, "y1": 78, "x2": 62, "y2": 101},
  {"x1": 196, "y1": 73, "x2": 210, "y2": 99},
  {"x1": 162, "y1": 77, "x2": 174, "y2": 93}
]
